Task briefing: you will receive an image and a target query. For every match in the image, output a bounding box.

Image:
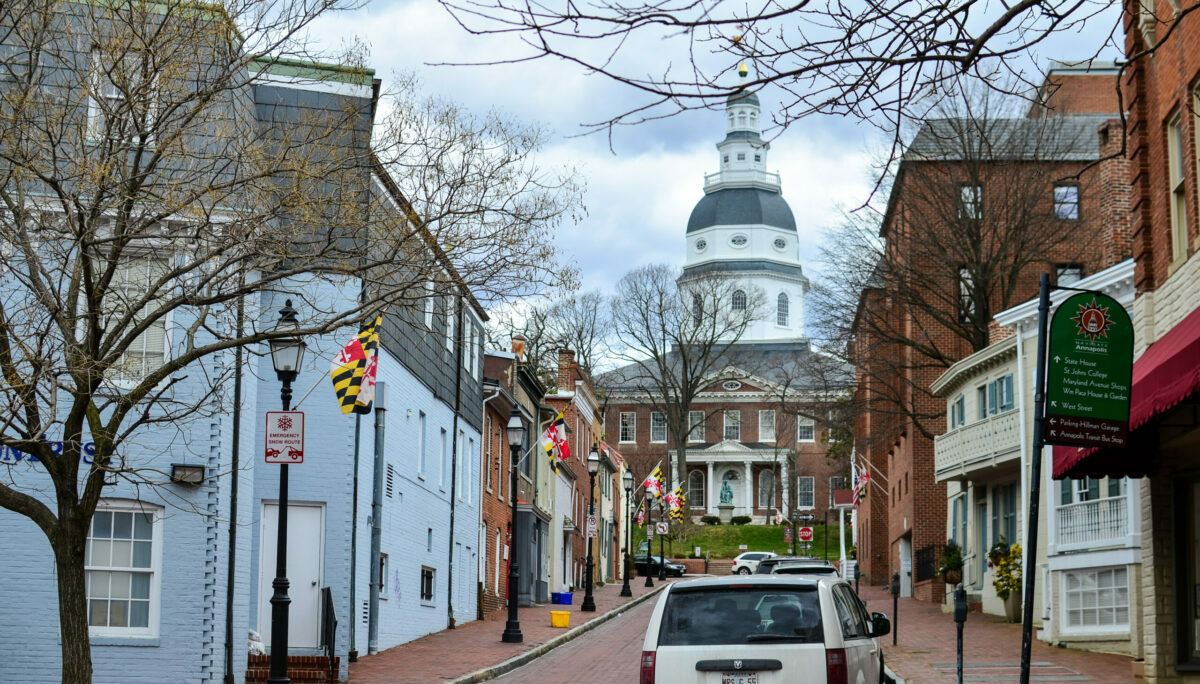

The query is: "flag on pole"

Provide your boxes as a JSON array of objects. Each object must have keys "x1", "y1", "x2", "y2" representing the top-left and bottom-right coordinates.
[
  {"x1": 635, "y1": 499, "x2": 646, "y2": 525},
  {"x1": 551, "y1": 412, "x2": 570, "y2": 460},
  {"x1": 643, "y1": 466, "x2": 664, "y2": 499},
  {"x1": 853, "y1": 466, "x2": 870, "y2": 508},
  {"x1": 330, "y1": 315, "x2": 382, "y2": 415}
]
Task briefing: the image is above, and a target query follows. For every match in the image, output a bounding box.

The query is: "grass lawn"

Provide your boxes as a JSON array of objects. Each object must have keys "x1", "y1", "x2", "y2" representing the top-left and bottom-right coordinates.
[{"x1": 633, "y1": 523, "x2": 853, "y2": 561}]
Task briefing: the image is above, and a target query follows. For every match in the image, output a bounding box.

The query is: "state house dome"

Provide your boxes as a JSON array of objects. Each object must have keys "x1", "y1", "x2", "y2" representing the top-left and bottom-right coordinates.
[{"x1": 686, "y1": 187, "x2": 797, "y2": 233}]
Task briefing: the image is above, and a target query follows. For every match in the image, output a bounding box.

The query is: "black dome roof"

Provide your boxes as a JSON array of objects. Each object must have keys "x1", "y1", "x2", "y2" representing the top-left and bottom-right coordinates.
[
  {"x1": 686, "y1": 187, "x2": 797, "y2": 233},
  {"x1": 727, "y1": 90, "x2": 760, "y2": 106}
]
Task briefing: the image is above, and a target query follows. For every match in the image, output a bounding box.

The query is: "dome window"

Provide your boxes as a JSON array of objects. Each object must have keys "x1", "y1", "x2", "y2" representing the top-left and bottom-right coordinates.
[
  {"x1": 777, "y1": 293, "x2": 789, "y2": 327},
  {"x1": 754, "y1": 154, "x2": 761, "y2": 162},
  {"x1": 730, "y1": 234, "x2": 748, "y2": 247},
  {"x1": 723, "y1": 155, "x2": 729, "y2": 163},
  {"x1": 695, "y1": 238, "x2": 707, "y2": 251},
  {"x1": 722, "y1": 380, "x2": 743, "y2": 391},
  {"x1": 773, "y1": 237, "x2": 786, "y2": 250},
  {"x1": 731, "y1": 289, "x2": 747, "y2": 311},
  {"x1": 737, "y1": 152, "x2": 746, "y2": 161}
]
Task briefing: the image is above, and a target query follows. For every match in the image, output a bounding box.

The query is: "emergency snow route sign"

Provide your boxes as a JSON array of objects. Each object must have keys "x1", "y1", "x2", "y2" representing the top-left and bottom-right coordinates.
[{"x1": 265, "y1": 411, "x2": 305, "y2": 464}]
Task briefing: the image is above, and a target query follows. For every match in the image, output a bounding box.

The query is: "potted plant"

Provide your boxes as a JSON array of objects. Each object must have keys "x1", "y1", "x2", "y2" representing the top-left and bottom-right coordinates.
[
  {"x1": 991, "y1": 542, "x2": 1023, "y2": 622},
  {"x1": 938, "y1": 539, "x2": 964, "y2": 585}
]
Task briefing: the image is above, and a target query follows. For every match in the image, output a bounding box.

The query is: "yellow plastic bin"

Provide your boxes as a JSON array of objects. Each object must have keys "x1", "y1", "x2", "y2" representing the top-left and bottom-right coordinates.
[{"x1": 549, "y1": 610, "x2": 570, "y2": 628}]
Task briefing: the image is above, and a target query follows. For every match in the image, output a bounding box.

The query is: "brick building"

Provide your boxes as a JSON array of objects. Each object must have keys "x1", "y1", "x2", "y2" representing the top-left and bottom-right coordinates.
[
  {"x1": 852, "y1": 64, "x2": 1130, "y2": 601},
  {"x1": 1049, "y1": 5, "x2": 1200, "y2": 680}
]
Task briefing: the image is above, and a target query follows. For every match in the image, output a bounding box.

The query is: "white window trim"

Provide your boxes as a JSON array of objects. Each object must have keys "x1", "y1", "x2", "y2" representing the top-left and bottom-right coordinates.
[
  {"x1": 758, "y1": 409, "x2": 776, "y2": 442},
  {"x1": 724, "y1": 410, "x2": 741, "y2": 442},
  {"x1": 87, "y1": 500, "x2": 163, "y2": 639},
  {"x1": 1059, "y1": 566, "x2": 1131, "y2": 635},
  {"x1": 379, "y1": 553, "x2": 390, "y2": 598},
  {"x1": 688, "y1": 410, "x2": 705, "y2": 443},
  {"x1": 105, "y1": 256, "x2": 173, "y2": 391},
  {"x1": 796, "y1": 416, "x2": 815, "y2": 443},
  {"x1": 650, "y1": 412, "x2": 667, "y2": 443},
  {"x1": 619, "y1": 412, "x2": 636, "y2": 444},
  {"x1": 796, "y1": 476, "x2": 815, "y2": 510}
]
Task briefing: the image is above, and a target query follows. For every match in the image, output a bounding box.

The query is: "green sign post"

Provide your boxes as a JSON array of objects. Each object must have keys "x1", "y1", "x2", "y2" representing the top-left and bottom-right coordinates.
[{"x1": 1045, "y1": 292, "x2": 1133, "y2": 448}]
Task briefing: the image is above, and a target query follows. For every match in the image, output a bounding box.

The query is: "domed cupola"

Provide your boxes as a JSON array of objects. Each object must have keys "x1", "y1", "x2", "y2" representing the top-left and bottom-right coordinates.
[{"x1": 681, "y1": 63, "x2": 809, "y2": 343}]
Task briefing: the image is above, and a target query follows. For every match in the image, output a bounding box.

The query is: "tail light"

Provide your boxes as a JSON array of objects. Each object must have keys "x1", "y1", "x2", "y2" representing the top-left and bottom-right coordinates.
[
  {"x1": 639, "y1": 650, "x2": 656, "y2": 684},
  {"x1": 826, "y1": 648, "x2": 848, "y2": 684}
]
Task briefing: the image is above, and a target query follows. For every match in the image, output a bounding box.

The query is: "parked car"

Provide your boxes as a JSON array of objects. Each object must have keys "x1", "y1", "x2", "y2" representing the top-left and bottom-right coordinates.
[
  {"x1": 731, "y1": 551, "x2": 778, "y2": 575},
  {"x1": 635, "y1": 554, "x2": 687, "y2": 577},
  {"x1": 639, "y1": 575, "x2": 889, "y2": 684},
  {"x1": 756, "y1": 556, "x2": 839, "y2": 576}
]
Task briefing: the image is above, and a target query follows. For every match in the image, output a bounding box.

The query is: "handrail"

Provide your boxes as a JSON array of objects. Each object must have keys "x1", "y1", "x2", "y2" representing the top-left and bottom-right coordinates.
[{"x1": 321, "y1": 587, "x2": 337, "y2": 682}]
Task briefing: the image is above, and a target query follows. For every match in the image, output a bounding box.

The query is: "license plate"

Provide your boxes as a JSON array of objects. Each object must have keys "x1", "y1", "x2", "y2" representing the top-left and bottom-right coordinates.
[{"x1": 721, "y1": 673, "x2": 759, "y2": 684}]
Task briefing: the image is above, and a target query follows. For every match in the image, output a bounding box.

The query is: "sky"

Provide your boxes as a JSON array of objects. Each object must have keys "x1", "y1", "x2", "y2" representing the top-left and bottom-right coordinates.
[{"x1": 306, "y1": 1, "x2": 1125, "y2": 303}]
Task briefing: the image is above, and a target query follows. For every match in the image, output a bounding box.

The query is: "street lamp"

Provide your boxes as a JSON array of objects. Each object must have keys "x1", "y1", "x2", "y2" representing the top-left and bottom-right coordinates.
[
  {"x1": 643, "y1": 493, "x2": 654, "y2": 588},
  {"x1": 501, "y1": 406, "x2": 526, "y2": 643},
  {"x1": 267, "y1": 300, "x2": 306, "y2": 684},
  {"x1": 620, "y1": 469, "x2": 634, "y2": 597},
  {"x1": 581, "y1": 445, "x2": 600, "y2": 612},
  {"x1": 657, "y1": 493, "x2": 667, "y2": 582}
]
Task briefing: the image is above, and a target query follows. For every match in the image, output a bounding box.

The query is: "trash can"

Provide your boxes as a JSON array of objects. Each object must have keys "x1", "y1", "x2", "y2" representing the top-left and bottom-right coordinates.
[{"x1": 550, "y1": 611, "x2": 570, "y2": 628}]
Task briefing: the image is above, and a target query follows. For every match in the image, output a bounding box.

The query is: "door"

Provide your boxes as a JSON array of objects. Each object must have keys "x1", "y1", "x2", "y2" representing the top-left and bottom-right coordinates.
[
  {"x1": 898, "y1": 537, "x2": 912, "y2": 598},
  {"x1": 833, "y1": 584, "x2": 879, "y2": 684},
  {"x1": 259, "y1": 503, "x2": 324, "y2": 648}
]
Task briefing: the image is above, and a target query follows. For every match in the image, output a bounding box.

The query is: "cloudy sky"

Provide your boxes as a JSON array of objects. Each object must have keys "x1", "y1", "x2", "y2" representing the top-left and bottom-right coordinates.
[{"x1": 308, "y1": 1, "x2": 1124, "y2": 301}]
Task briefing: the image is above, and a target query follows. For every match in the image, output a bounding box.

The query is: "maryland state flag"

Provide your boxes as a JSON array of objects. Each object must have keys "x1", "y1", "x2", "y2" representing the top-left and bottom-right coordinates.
[
  {"x1": 668, "y1": 486, "x2": 687, "y2": 522},
  {"x1": 330, "y1": 315, "x2": 382, "y2": 415},
  {"x1": 635, "y1": 499, "x2": 647, "y2": 525},
  {"x1": 643, "y1": 466, "x2": 665, "y2": 499}
]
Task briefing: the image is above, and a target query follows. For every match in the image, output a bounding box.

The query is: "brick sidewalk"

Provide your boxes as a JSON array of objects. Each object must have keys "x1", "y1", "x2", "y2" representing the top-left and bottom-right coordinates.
[
  {"x1": 349, "y1": 576, "x2": 677, "y2": 683},
  {"x1": 858, "y1": 584, "x2": 1135, "y2": 683}
]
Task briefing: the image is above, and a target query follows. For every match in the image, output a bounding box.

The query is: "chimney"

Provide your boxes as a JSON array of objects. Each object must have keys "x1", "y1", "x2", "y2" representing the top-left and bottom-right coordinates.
[
  {"x1": 511, "y1": 334, "x2": 527, "y2": 361},
  {"x1": 557, "y1": 348, "x2": 575, "y2": 390}
]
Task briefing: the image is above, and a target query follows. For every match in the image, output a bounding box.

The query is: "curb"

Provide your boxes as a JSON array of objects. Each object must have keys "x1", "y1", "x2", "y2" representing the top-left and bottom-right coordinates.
[
  {"x1": 447, "y1": 582, "x2": 672, "y2": 684},
  {"x1": 884, "y1": 664, "x2": 905, "y2": 684}
]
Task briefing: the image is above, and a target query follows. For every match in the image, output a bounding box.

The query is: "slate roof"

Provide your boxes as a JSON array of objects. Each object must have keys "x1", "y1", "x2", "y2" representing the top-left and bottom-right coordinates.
[
  {"x1": 905, "y1": 115, "x2": 1114, "y2": 162},
  {"x1": 687, "y1": 187, "x2": 797, "y2": 233}
]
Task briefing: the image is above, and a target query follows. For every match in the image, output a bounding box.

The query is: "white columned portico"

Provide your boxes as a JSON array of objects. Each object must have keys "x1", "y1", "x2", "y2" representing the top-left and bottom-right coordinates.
[
  {"x1": 744, "y1": 462, "x2": 753, "y2": 517},
  {"x1": 707, "y1": 461, "x2": 715, "y2": 514},
  {"x1": 780, "y1": 460, "x2": 789, "y2": 519}
]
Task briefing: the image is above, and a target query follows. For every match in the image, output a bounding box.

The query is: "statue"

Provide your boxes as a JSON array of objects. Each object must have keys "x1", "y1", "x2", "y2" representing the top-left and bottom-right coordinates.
[{"x1": 720, "y1": 479, "x2": 734, "y2": 505}]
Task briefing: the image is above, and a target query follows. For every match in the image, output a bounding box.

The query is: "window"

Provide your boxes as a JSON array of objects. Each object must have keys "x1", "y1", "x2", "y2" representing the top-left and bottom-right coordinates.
[
  {"x1": 996, "y1": 375, "x2": 1014, "y2": 412},
  {"x1": 87, "y1": 46, "x2": 157, "y2": 145},
  {"x1": 688, "y1": 470, "x2": 705, "y2": 508},
  {"x1": 445, "y1": 296, "x2": 455, "y2": 352},
  {"x1": 379, "y1": 554, "x2": 389, "y2": 598},
  {"x1": 87, "y1": 502, "x2": 160, "y2": 636},
  {"x1": 722, "y1": 380, "x2": 742, "y2": 391},
  {"x1": 688, "y1": 410, "x2": 705, "y2": 442},
  {"x1": 731, "y1": 289, "x2": 747, "y2": 310},
  {"x1": 1054, "y1": 184, "x2": 1080, "y2": 220},
  {"x1": 737, "y1": 152, "x2": 746, "y2": 161},
  {"x1": 958, "y1": 266, "x2": 975, "y2": 323},
  {"x1": 976, "y1": 386, "x2": 988, "y2": 420},
  {"x1": 423, "y1": 281, "x2": 435, "y2": 328},
  {"x1": 1063, "y1": 568, "x2": 1129, "y2": 630},
  {"x1": 754, "y1": 154, "x2": 761, "y2": 162},
  {"x1": 978, "y1": 375, "x2": 1014, "y2": 417},
  {"x1": 110, "y1": 258, "x2": 169, "y2": 384},
  {"x1": 757, "y1": 470, "x2": 775, "y2": 509},
  {"x1": 723, "y1": 410, "x2": 741, "y2": 441},
  {"x1": 776, "y1": 293, "x2": 789, "y2": 326},
  {"x1": 650, "y1": 412, "x2": 667, "y2": 443},
  {"x1": 949, "y1": 394, "x2": 965, "y2": 428},
  {"x1": 619, "y1": 412, "x2": 636, "y2": 443},
  {"x1": 484, "y1": 414, "x2": 492, "y2": 492},
  {"x1": 440, "y1": 428, "x2": 447, "y2": 488},
  {"x1": 420, "y1": 566, "x2": 435, "y2": 603},
  {"x1": 796, "y1": 416, "x2": 815, "y2": 442},
  {"x1": 427, "y1": 528, "x2": 433, "y2": 552},
  {"x1": 960, "y1": 184, "x2": 982, "y2": 220},
  {"x1": 1168, "y1": 110, "x2": 1189, "y2": 264},
  {"x1": 773, "y1": 237, "x2": 786, "y2": 250},
  {"x1": 759, "y1": 410, "x2": 776, "y2": 442},
  {"x1": 695, "y1": 239, "x2": 707, "y2": 252},
  {"x1": 723, "y1": 155, "x2": 729, "y2": 163},
  {"x1": 418, "y1": 412, "x2": 427, "y2": 477},
  {"x1": 1057, "y1": 264, "x2": 1083, "y2": 286},
  {"x1": 796, "y1": 476, "x2": 815, "y2": 509},
  {"x1": 991, "y1": 483, "x2": 1017, "y2": 546},
  {"x1": 730, "y1": 235, "x2": 748, "y2": 247}
]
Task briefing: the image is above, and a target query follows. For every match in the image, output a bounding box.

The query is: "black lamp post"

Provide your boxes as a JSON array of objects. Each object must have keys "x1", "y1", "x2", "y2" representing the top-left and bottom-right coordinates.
[
  {"x1": 620, "y1": 469, "x2": 634, "y2": 597},
  {"x1": 581, "y1": 445, "x2": 600, "y2": 612},
  {"x1": 501, "y1": 406, "x2": 526, "y2": 643},
  {"x1": 643, "y1": 494, "x2": 654, "y2": 588},
  {"x1": 267, "y1": 300, "x2": 306, "y2": 684},
  {"x1": 657, "y1": 494, "x2": 667, "y2": 582}
]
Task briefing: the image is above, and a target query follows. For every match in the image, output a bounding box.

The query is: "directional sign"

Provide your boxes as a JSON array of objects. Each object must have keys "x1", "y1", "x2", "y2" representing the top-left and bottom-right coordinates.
[
  {"x1": 587, "y1": 514, "x2": 597, "y2": 538},
  {"x1": 798, "y1": 527, "x2": 814, "y2": 542},
  {"x1": 656, "y1": 522, "x2": 670, "y2": 535},
  {"x1": 265, "y1": 411, "x2": 305, "y2": 464},
  {"x1": 795, "y1": 513, "x2": 816, "y2": 522},
  {"x1": 1046, "y1": 292, "x2": 1133, "y2": 449}
]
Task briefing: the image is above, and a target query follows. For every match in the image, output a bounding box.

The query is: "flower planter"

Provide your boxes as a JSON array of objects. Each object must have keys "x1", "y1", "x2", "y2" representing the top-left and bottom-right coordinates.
[
  {"x1": 1003, "y1": 593, "x2": 1021, "y2": 622},
  {"x1": 943, "y1": 569, "x2": 962, "y2": 585}
]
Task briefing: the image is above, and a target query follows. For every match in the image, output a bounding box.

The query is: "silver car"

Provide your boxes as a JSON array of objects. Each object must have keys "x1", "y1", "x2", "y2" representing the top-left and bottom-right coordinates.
[{"x1": 731, "y1": 551, "x2": 777, "y2": 575}]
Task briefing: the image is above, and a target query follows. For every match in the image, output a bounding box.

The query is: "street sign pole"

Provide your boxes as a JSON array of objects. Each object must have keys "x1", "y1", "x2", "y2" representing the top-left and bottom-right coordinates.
[{"x1": 1019, "y1": 274, "x2": 1050, "y2": 684}]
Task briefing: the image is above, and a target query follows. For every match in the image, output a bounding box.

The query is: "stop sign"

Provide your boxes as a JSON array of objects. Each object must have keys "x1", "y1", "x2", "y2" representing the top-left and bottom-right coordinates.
[{"x1": 798, "y1": 526, "x2": 814, "y2": 542}]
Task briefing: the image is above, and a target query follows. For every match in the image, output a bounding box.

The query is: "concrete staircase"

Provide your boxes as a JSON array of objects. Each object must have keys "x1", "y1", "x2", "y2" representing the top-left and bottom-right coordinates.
[
  {"x1": 246, "y1": 655, "x2": 338, "y2": 683},
  {"x1": 707, "y1": 559, "x2": 735, "y2": 575}
]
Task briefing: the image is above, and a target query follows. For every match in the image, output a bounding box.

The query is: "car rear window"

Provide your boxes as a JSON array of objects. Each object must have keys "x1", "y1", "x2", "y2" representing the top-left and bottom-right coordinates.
[{"x1": 658, "y1": 586, "x2": 824, "y2": 646}]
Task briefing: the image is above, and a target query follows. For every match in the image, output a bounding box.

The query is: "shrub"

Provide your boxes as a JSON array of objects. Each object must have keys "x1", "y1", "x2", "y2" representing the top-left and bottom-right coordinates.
[
  {"x1": 700, "y1": 515, "x2": 721, "y2": 525},
  {"x1": 731, "y1": 515, "x2": 752, "y2": 525},
  {"x1": 991, "y1": 542, "x2": 1022, "y2": 600}
]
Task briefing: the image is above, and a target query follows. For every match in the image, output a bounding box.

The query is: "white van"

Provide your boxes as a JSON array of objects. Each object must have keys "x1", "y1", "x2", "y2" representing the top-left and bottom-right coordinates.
[{"x1": 639, "y1": 575, "x2": 890, "y2": 684}]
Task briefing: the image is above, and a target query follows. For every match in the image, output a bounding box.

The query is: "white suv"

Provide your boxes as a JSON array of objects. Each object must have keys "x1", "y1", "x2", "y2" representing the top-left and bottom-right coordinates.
[
  {"x1": 731, "y1": 551, "x2": 777, "y2": 575},
  {"x1": 639, "y1": 575, "x2": 890, "y2": 684}
]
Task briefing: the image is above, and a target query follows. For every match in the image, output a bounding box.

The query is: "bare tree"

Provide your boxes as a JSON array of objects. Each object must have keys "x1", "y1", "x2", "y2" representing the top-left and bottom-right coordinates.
[
  {"x1": 811, "y1": 91, "x2": 1116, "y2": 441},
  {"x1": 545, "y1": 290, "x2": 610, "y2": 375},
  {"x1": 433, "y1": 0, "x2": 1157, "y2": 147},
  {"x1": 606, "y1": 263, "x2": 763, "y2": 495},
  {"x1": 0, "y1": 2, "x2": 580, "y2": 681},
  {"x1": 485, "y1": 289, "x2": 609, "y2": 384}
]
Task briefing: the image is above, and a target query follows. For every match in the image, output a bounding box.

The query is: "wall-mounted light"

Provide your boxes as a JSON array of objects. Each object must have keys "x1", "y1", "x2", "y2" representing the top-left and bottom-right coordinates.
[{"x1": 171, "y1": 463, "x2": 205, "y2": 486}]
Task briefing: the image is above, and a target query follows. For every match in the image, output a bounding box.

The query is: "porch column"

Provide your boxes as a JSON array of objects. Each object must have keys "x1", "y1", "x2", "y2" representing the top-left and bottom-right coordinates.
[
  {"x1": 744, "y1": 461, "x2": 753, "y2": 517},
  {"x1": 707, "y1": 461, "x2": 715, "y2": 514},
  {"x1": 780, "y1": 459, "x2": 789, "y2": 521}
]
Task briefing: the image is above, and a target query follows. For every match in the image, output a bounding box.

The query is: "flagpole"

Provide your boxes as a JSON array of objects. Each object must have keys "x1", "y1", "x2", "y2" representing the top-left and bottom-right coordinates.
[{"x1": 290, "y1": 373, "x2": 326, "y2": 410}]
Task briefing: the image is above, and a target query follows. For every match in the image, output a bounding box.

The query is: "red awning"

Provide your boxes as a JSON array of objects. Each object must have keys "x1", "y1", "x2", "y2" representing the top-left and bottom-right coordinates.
[{"x1": 1054, "y1": 304, "x2": 1200, "y2": 479}]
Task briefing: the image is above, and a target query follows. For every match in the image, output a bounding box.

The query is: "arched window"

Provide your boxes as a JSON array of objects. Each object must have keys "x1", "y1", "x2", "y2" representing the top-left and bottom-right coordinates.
[
  {"x1": 777, "y1": 293, "x2": 789, "y2": 326},
  {"x1": 731, "y1": 289, "x2": 747, "y2": 311},
  {"x1": 688, "y1": 470, "x2": 705, "y2": 509},
  {"x1": 692, "y1": 294, "x2": 703, "y2": 327},
  {"x1": 757, "y1": 469, "x2": 775, "y2": 509}
]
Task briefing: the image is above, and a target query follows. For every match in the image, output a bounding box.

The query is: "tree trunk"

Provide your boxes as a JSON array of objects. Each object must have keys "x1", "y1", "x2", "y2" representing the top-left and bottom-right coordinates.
[{"x1": 54, "y1": 515, "x2": 93, "y2": 684}]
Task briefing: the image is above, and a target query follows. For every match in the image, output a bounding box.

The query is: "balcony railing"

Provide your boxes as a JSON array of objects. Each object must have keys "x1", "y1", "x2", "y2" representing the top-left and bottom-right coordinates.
[
  {"x1": 703, "y1": 169, "x2": 781, "y2": 190},
  {"x1": 1056, "y1": 496, "x2": 1128, "y2": 551},
  {"x1": 934, "y1": 409, "x2": 1020, "y2": 481}
]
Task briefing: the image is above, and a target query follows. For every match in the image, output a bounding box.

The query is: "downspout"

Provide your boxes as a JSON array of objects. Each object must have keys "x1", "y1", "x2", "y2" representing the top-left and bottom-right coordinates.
[
  {"x1": 223, "y1": 297, "x2": 243, "y2": 684},
  {"x1": 480, "y1": 387, "x2": 500, "y2": 621},
  {"x1": 447, "y1": 297, "x2": 465, "y2": 628},
  {"x1": 367, "y1": 383, "x2": 388, "y2": 654},
  {"x1": 1014, "y1": 322, "x2": 1032, "y2": 606}
]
